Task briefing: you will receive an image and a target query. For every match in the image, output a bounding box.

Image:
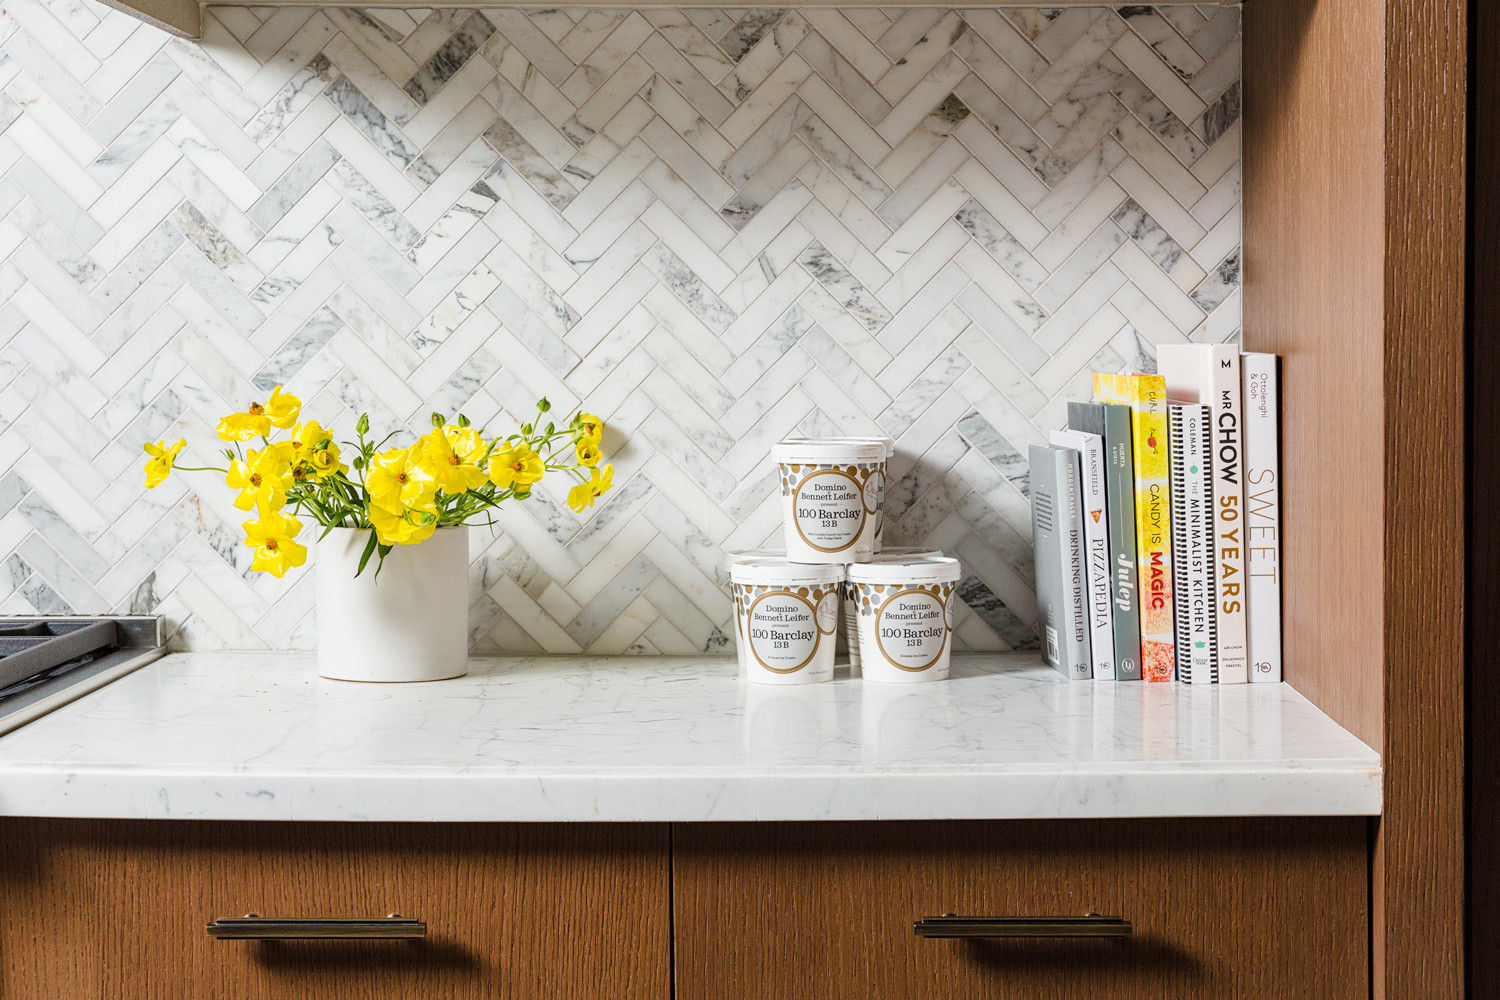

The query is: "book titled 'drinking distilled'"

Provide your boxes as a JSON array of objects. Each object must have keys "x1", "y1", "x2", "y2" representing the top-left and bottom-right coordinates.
[
  {"x1": 1030, "y1": 444, "x2": 1091, "y2": 680},
  {"x1": 1092, "y1": 373, "x2": 1175, "y2": 682},
  {"x1": 1157, "y1": 344, "x2": 1249, "y2": 685}
]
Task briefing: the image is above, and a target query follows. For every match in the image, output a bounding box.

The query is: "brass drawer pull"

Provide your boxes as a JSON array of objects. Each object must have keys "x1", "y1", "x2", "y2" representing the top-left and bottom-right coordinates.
[
  {"x1": 913, "y1": 914, "x2": 1132, "y2": 939},
  {"x1": 206, "y1": 914, "x2": 426, "y2": 940}
]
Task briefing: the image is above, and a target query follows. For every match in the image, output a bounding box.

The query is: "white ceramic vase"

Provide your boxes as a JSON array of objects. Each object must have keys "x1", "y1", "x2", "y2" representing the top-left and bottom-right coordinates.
[{"x1": 316, "y1": 525, "x2": 469, "y2": 682}]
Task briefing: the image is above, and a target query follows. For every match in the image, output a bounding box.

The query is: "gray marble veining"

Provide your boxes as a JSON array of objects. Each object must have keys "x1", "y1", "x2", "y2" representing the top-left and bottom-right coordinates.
[{"x1": 0, "y1": 652, "x2": 1380, "y2": 822}]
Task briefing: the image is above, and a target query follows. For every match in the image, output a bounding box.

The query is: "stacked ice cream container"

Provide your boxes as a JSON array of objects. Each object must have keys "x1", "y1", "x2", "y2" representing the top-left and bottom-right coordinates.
[{"x1": 729, "y1": 437, "x2": 961, "y2": 684}]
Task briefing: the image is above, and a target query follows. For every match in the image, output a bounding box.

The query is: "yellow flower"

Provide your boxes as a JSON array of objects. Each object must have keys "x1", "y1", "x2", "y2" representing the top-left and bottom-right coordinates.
[
  {"x1": 216, "y1": 407, "x2": 271, "y2": 442},
  {"x1": 488, "y1": 443, "x2": 545, "y2": 492},
  {"x1": 308, "y1": 443, "x2": 346, "y2": 478},
  {"x1": 575, "y1": 439, "x2": 602, "y2": 468},
  {"x1": 243, "y1": 508, "x2": 306, "y2": 578},
  {"x1": 288, "y1": 420, "x2": 333, "y2": 458},
  {"x1": 369, "y1": 501, "x2": 437, "y2": 546},
  {"x1": 365, "y1": 447, "x2": 436, "y2": 511},
  {"x1": 576, "y1": 412, "x2": 604, "y2": 445},
  {"x1": 265, "y1": 385, "x2": 301, "y2": 429},
  {"x1": 142, "y1": 438, "x2": 185, "y2": 489},
  {"x1": 288, "y1": 459, "x2": 316, "y2": 486},
  {"x1": 566, "y1": 464, "x2": 614, "y2": 513},
  {"x1": 420, "y1": 425, "x2": 491, "y2": 494},
  {"x1": 225, "y1": 448, "x2": 290, "y2": 511}
]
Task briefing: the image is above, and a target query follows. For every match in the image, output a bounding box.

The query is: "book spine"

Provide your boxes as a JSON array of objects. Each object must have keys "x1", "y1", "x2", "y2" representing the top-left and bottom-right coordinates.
[
  {"x1": 1168, "y1": 404, "x2": 1217, "y2": 683},
  {"x1": 1050, "y1": 430, "x2": 1114, "y2": 679},
  {"x1": 1207, "y1": 352, "x2": 1249, "y2": 684},
  {"x1": 1029, "y1": 446, "x2": 1091, "y2": 680},
  {"x1": 1242, "y1": 354, "x2": 1283, "y2": 682},
  {"x1": 1058, "y1": 451, "x2": 1092, "y2": 679},
  {"x1": 1093, "y1": 373, "x2": 1175, "y2": 681},
  {"x1": 1102, "y1": 404, "x2": 1143, "y2": 681}
]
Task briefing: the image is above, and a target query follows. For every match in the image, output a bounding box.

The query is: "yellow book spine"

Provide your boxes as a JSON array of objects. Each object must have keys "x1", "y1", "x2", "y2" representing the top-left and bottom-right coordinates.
[{"x1": 1092, "y1": 372, "x2": 1175, "y2": 681}]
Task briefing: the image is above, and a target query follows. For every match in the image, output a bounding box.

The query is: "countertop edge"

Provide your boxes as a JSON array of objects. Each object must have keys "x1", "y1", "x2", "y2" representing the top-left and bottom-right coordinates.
[{"x1": 0, "y1": 766, "x2": 1383, "y2": 822}]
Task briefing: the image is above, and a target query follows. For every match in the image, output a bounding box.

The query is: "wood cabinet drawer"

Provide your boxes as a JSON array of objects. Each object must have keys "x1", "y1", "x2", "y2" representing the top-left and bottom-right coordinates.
[
  {"x1": 0, "y1": 819, "x2": 669, "y2": 999},
  {"x1": 674, "y1": 818, "x2": 1367, "y2": 1000}
]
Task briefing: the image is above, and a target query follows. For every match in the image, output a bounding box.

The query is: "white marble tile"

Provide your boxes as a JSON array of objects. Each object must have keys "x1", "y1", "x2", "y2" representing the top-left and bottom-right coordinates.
[{"x1": 0, "y1": 4, "x2": 1238, "y2": 655}]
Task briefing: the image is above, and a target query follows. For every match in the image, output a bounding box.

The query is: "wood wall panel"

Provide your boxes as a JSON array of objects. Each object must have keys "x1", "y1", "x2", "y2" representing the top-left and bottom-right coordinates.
[
  {"x1": 1380, "y1": 3, "x2": 1467, "y2": 997},
  {"x1": 0, "y1": 820, "x2": 670, "y2": 999},
  {"x1": 1245, "y1": 0, "x2": 1466, "y2": 997},
  {"x1": 1470, "y1": 0, "x2": 1500, "y2": 992},
  {"x1": 1243, "y1": 0, "x2": 1385, "y2": 749}
]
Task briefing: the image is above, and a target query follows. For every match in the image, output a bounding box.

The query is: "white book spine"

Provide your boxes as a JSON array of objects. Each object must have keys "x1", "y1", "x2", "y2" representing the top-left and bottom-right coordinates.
[
  {"x1": 1060, "y1": 455, "x2": 1091, "y2": 679},
  {"x1": 1242, "y1": 353, "x2": 1283, "y2": 682},
  {"x1": 1168, "y1": 405, "x2": 1217, "y2": 684},
  {"x1": 1158, "y1": 345, "x2": 1250, "y2": 684},
  {"x1": 1051, "y1": 430, "x2": 1115, "y2": 679}
]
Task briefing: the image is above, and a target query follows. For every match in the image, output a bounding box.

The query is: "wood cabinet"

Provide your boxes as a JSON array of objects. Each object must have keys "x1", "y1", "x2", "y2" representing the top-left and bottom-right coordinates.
[
  {"x1": 674, "y1": 819, "x2": 1368, "y2": 1000},
  {"x1": 0, "y1": 820, "x2": 670, "y2": 999},
  {"x1": 1, "y1": 817, "x2": 1365, "y2": 999}
]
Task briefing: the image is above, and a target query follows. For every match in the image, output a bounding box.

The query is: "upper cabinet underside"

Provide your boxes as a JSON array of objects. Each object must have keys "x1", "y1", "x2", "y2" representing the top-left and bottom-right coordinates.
[{"x1": 99, "y1": 0, "x2": 1241, "y2": 38}]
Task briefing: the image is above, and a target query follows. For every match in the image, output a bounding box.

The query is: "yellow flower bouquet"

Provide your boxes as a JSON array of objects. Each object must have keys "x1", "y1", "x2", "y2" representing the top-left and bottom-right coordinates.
[{"x1": 142, "y1": 388, "x2": 612, "y2": 579}]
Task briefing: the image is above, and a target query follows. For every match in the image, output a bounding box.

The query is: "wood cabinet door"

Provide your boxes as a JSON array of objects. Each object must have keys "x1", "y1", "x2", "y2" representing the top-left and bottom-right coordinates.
[
  {"x1": 0, "y1": 819, "x2": 669, "y2": 999},
  {"x1": 674, "y1": 818, "x2": 1366, "y2": 1000}
]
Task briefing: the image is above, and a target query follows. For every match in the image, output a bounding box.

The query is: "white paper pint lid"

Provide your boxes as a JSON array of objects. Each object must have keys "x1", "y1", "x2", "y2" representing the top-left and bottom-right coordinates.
[
  {"x1": 846, "y1": 555, "x2": 961, "y2": 585},
  {"x1": 864, "y1": 546, "x2": 942, "y2": 560},
  {"x1": 730, "y1": 557, "x2": 845, "y2": 587},
  {"x1": 779, "y1": 434, "x2": 895, "y2": 459},
  {"x1": 773, "y1": 439, "x2": 886, "y2": 464},
  {"x1": 725, "y1": 549, "x2": 785, "y2": 567}
]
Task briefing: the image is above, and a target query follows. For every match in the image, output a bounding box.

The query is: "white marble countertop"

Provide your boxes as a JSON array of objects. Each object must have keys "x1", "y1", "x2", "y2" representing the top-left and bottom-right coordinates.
[{"x1": 0, "y1": 653, "x2": 1380, "y2": 822}]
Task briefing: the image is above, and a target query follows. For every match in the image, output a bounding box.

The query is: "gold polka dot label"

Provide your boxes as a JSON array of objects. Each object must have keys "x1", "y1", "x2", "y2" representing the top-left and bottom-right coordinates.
[
  {"x1": 780, "y1": 462, "x2": 885, "y2": 558},
  {"x1": 856, "y1": 581, "x2": 957, "y2": 673},
  {"x1": 734, "y1": 582, "x2": 838, "y2": 677}
]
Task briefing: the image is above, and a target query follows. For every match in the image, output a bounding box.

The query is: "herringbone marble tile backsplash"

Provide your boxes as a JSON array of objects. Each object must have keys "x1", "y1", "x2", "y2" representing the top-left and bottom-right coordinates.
[{"x1": 0, "y1": 2, "x2": 1240, "y2": 653}]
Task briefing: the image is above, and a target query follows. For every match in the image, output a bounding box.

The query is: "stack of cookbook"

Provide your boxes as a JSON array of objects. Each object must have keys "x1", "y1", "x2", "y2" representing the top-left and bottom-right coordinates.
[{"x1": 1030, "y1": 344, "x2": 1282, "y2": 684}]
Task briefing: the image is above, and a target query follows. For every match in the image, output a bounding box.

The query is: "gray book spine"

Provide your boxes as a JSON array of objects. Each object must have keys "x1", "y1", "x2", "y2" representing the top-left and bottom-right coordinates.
[
  {"x1": 1030, "y1": 445, "x2": 1091, "y2": 680},
  {"x1": 1068, "y1": 401, "x2": 1142, "y2": 681}
]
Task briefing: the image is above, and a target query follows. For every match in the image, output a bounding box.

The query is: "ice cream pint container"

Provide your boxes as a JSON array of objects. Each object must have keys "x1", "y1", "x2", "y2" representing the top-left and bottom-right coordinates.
[
  {"x1": 847, "y1": 556, "x2": 961, "y2": 682},
  {"x1": 778, "y1": 436, "x2": 894, "y2": 551},
  {"x1": 773, "y1": 439, "x2": 887, "y2": 564},
  {"x1": 842, "y1": 547, "x2": 944, "y2": 673},
  {"x1": 730, "y1": 558, "x2": 843, "y2": 684}
]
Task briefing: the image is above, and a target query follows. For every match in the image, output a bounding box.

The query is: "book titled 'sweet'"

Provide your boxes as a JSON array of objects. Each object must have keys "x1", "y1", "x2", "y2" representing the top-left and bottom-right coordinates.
[{"x1": 1242, "y1": 352, "x2": 1283, "y2": 682}]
